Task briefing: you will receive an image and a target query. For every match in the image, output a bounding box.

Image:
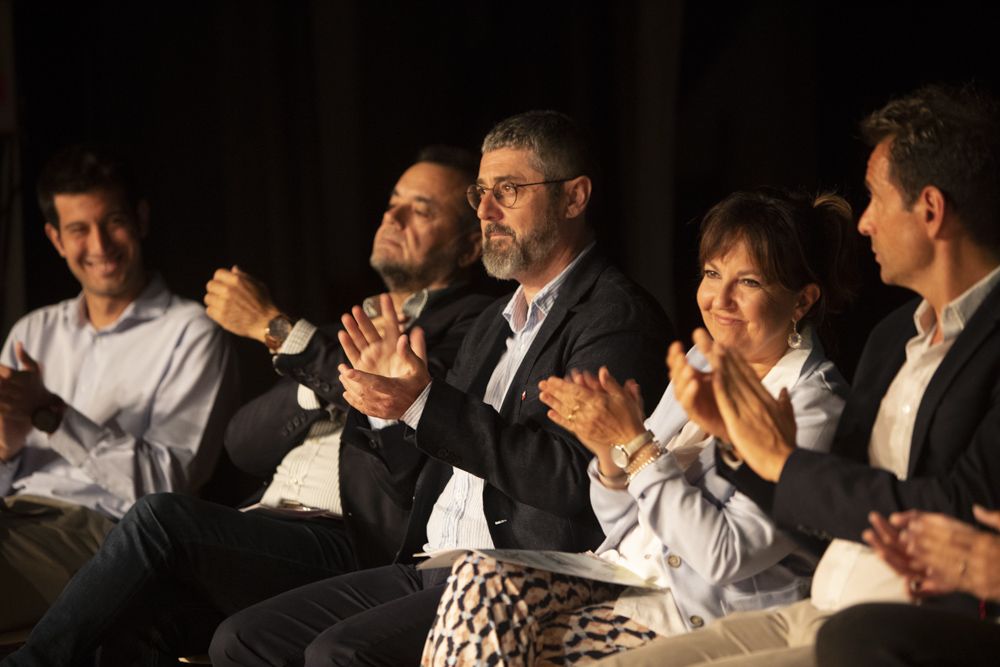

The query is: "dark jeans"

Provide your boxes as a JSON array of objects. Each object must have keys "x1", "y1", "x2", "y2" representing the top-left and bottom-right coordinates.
[
  {"x1": 210, "y1": 563, "x2": 451, "y2": 667},
  {"x1": 2, "y1": 493, "x2": 356, "y2": 667},
  {"x1": 816, "y1": 602, "x2": 1000, "y2": 667}
]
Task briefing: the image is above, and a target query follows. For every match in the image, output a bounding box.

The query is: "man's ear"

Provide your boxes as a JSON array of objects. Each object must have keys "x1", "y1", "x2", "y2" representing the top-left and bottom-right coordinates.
[
  {"x1": 136, "y1": 199, "x2": 151, "y2": 238},
  {"x1": 44, "y1": 222, "x2": 67, "y2": 258},
  {"x1": 459, "y1": 229, "x2": 482, "y2": 268},
  {"x1": 564, "y1": 175, "x2": 592, "y2": 219},
  {"x1": 916, "y1": 185, "x2": 949, "y2": 241}
]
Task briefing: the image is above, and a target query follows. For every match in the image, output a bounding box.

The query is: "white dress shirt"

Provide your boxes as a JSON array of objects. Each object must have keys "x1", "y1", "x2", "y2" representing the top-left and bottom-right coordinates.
[
  {"x1": 811, "y1": 264, "x2": 1000, "y2": 612},
  {"x1": 0, "y1": 275, "x2": 232, "y2": 519}
]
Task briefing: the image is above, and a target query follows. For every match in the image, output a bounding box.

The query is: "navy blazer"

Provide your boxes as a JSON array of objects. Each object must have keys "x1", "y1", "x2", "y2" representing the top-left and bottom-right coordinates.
[
  {"x1": 722, "y1": 280, "x2": 1000, "y2": 615},
  {"x1": 224, "y1": 284, "x2": 493, "y2": 568},
  {"x1": 343, "y1": 249, "x2": 674, "y2": 562}
]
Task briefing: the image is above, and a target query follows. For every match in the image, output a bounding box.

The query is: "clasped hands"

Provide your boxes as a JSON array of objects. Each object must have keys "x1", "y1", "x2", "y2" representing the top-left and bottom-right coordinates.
[
  {"x1": 337, "y1": 293, "x2": 430, "y2": 420},
  {"x1": 538, "y1": 328, "x2": 797, "y2": 482},
  {"x1": 204, "y1": 266, "x2": 282, "y2": 343},
  {"x1": 865, "y1": 506, "x2": 1000, "y2": 601},
  {"x1": 0, "y1": 342, "x2": 57, "y2": 459}
]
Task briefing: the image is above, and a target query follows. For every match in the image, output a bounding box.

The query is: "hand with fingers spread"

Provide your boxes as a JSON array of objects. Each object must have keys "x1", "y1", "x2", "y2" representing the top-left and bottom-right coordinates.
[
  {"x1": 204, "y1": 266, "x2": 282, "y2": 343},
  {"x1": 538, "y1": 366, "x2": 645, "y2": 466},
  {"x1": 666, "y1": 338, "x2": 730, "y2": 442},
  {"x1": 337, "y1": 293, "x2": 431, "y2": 419},
  {"x1": 703, "y1": 328, "x2": 796, "y2": 482},
  {"x1": 338, "y1": 294, "x2": 410, "y2": 378},
  {"x1": 866, "y1": 507, "x2": 1000, "y2": 601}
]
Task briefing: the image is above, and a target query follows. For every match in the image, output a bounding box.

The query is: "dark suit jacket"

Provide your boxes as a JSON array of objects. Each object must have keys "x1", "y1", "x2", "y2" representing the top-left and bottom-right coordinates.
[
  {"x1": 721, "y1": 280, "x2": 1000, "y2": 615},
  {"x1": 224, "y1": 284, "x2": 493, "y2": 568},
  {"x1": 342, "y1": 249, "x2": 674, "y2": 563}
]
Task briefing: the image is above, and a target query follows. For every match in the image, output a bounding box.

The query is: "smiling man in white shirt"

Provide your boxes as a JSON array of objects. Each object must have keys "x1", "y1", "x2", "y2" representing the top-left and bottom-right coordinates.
[{"x1": 0, "y1": 145, "x2": 236, "y2": 633}]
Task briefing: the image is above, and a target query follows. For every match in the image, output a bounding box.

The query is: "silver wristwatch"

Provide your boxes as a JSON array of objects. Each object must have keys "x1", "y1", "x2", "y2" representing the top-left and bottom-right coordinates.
[{"x1": 611, "y1": 430, "x2": 655, "y2": 469}]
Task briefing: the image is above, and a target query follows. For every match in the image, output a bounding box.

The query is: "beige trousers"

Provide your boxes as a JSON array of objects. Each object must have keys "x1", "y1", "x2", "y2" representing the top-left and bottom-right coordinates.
[
  {"x1": 0, "y1": 494, "x2": 115, "y2": 631},
  {"x1": 593, "y1": 599, "x2": 829, "y2": 667}
]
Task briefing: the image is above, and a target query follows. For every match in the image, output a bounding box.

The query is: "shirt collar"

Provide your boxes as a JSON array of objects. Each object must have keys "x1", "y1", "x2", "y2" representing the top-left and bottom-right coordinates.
[
  {"x1": 912, "y1": 263, "x2": 1000, "y2": 342},
  {"x1": 70, "y1": 273, "x2": 170, "y2": 332},
  {"x1": 501, "y1": 243, "x2": 595, "y2": 333},
  {"x1": 402, "y1": 289, "x2": 430, "y2": 322},
  {"x1": 759, "y1": 325, "x2": 815, "y2": 397}
]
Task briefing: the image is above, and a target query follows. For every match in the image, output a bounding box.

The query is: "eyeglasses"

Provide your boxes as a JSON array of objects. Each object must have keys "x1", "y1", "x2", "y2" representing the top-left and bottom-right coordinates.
[{"x1": 466, "y1": 178, "x2": 575, "y2": 210}]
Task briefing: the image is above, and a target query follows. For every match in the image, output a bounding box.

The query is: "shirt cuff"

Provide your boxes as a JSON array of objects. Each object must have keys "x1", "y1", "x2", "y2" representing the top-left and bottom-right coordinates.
[
  {"x1": 401, "y1": 382, "x2": 432, "y2": 429},
  {"x1": 718, "y1": 440, "x2": 744, "y2": 469},
  {"x1": 279, "y1": 319, "x2": 317, "y2": 356},
  {"x1": 365, "y1": 381, "x2": 432, "y2": 431},
  {"x1": 296, "y1": 383, "x2": 321, "y2": 410},
  {"x1": 367, "y1": 415, "x2": 398, "y2": 430}
]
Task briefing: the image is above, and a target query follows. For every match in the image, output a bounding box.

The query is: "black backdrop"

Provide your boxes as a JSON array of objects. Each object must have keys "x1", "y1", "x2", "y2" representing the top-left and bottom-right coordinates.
[{"x1": 8, "y1": 0, "x2": 1000, "y2": 402}]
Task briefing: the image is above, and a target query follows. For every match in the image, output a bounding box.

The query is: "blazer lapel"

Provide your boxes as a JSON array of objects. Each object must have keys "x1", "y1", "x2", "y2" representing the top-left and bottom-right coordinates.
[
  {"x1": 908, "y1": 282, "x2": 1000, "y2": 476},
  {"x1": 468, "y1": 314, "x2": 512, "y2": 400},
  {"x1": 499, "y1": 251, "x2": 608, "y2": 417}
]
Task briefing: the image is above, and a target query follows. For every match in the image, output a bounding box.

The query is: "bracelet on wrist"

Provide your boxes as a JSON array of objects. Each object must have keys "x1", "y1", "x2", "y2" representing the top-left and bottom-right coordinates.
[
  {"x1": 626, "y1": 442, "x2": 663, "y2": 482},
  {"x1": 597, "y1": 463, "x2": 629, "y2": 489}
]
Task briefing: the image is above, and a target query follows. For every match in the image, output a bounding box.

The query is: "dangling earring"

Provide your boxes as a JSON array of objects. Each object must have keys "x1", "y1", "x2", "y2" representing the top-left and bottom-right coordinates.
[{"x1": 787, "y1": 319, "x2": 803, "y2": 349}]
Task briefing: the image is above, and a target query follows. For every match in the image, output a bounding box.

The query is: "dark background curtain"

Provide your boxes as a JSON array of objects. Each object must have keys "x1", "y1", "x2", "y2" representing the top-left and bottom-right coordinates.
[{"x1": 5, "y1": 0, "x2": 999, "y2": 401}]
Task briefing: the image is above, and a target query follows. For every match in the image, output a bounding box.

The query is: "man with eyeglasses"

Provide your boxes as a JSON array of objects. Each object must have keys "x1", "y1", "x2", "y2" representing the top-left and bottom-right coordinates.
[{"x1": 205, "y1": 110, "x2": 674, "y2": 667}]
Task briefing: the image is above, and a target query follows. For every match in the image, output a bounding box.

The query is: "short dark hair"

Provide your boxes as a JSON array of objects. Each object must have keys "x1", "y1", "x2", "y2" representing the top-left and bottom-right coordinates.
[
  {"x1": 481, "y1": 110, "x2": 595, "y2": 181},
  {"x1": 415, "y1": 144, "x2": 480, "y2": 233},
  {"x1": 698, "y1": 187, "x2": 858, "y2": 329},
  {"x1": 37, "y1": 145, "x2": 140, "y2": 226},
  {"x1": 861, "y1": 83, "x2": 1000, "y2": 252}
]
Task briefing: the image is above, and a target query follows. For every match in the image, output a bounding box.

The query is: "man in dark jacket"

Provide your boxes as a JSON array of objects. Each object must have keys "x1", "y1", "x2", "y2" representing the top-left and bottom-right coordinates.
[
  {"x1": 209, "y1": 111, "x2": 674, "y2": 667},
  {"x1": 3, "y1": 146, "x2": 493, "y2": 666}
]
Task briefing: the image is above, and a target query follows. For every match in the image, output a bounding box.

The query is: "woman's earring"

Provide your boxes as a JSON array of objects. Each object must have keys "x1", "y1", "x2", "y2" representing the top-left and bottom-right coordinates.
[{"x1": 787, "y1": 319, "x2": 803, "y2": 349}]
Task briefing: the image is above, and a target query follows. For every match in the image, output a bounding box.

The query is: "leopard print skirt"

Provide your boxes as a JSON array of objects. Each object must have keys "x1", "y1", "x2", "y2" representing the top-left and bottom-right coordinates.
[{"x1": 421, "y1": 552, "x2": 658, "y2": 666}]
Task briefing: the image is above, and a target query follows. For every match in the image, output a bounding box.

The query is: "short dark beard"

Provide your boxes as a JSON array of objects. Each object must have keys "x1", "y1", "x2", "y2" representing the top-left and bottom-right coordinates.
[{"x1": 370, "y1": 238, "x2": 461, "y2": 293}]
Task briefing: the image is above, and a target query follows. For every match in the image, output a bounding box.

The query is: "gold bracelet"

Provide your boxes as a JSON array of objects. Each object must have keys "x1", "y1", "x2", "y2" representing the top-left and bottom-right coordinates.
[{"x1": 626, "y1": 443, "x2": 663, "y2": 482}]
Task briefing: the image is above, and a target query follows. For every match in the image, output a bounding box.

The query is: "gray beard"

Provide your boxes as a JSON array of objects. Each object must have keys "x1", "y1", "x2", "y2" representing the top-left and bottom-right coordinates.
[{"x1": 481, "y1": 212, "x2": 561, "y2": 280}]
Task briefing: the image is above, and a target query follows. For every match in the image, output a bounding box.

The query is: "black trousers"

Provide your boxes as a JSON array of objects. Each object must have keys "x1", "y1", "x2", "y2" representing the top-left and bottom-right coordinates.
[
  {"x1": 2, "y1": 493, "x2": 356, "y2": 667},
  {"x1": 210, "y1": 563, "x2": 451, "y2": 667},
  {"x1": 816, "y1": 602, "x2": 1000, "y2": 667}
]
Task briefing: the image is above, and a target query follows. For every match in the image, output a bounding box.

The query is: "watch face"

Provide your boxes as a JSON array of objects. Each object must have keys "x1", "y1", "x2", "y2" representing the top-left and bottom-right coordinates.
[
  {"x1": 268, "y1": 316, "x2": 293, "y2": 340},
  {"x1": 32, "y1": 407, "x2": 61, "y2": 434},
  {"x1": 611, "y1": 445, "x2": 630, "y2": 469}
]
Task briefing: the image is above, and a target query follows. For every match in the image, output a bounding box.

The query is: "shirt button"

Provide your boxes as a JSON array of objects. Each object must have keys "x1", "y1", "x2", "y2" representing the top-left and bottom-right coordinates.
[
  {"x1": 667, "y1": 554, "x2": 682, "y2": 568},
  {"x1": 689, "y1": 615, "x2": 704, "y2": 628}
]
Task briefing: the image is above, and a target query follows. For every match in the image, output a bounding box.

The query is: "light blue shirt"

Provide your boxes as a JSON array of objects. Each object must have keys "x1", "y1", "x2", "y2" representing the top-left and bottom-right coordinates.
[
  {"x1": 0, "y1": 275, "x2": 234, "y2": 518},
  {"x1": 590, "y1": 333, "x2": 847, "y2": 631},
  {"x1": 408, "y1": 245, "x2": 595, "y2": 551}
]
